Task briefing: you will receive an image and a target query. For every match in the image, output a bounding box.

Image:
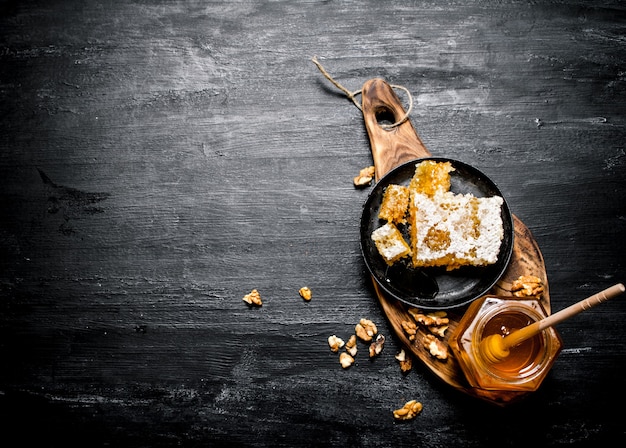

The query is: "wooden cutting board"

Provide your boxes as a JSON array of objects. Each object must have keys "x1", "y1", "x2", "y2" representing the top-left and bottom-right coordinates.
[{"x1": 361, "y1": 78, "x2": 550, "y2": 406}]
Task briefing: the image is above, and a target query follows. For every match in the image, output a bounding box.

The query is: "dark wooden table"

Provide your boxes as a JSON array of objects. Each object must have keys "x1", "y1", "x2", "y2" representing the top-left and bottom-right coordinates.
[{"x1": 1, "y1": 1, "x2": 625, "y2": 446}]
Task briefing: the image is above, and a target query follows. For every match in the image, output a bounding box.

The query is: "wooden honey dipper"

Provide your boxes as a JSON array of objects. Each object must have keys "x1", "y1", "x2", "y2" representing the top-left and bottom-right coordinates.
[{"x1": 481, "y1": 283, "x2": 625, "y2": 364}]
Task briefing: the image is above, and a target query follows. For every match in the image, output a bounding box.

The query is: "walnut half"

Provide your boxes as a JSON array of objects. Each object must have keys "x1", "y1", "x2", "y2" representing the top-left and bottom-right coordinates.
[
  {"x1": 345, "y1": 334, "x2": 358, "y2": 357},
  {"x1": 423, "y1": 334, "x2": 448, "y2": 360},
  {"x1": 393, "y1": 400, "x2": 423, "y2": 421},
  {"x1": 299, "y1": 286, "x2": 312, "y2": 301},
  {"x1": 355, "y1": 318, "x2": 378, "y2": 342},
  {"x1": 408, "y1": 308, "x2": 449, "y2": 326},
  {"x1": 353, "y1": 166, "x2": 375, "y2": 188},
  {"x1": 401, "y1": 320, "x2": 418, "y2": 341},
  {"x1": 395, "y1": 349, "x2": 413, "y2": 372},
  {"x1": 369, "y1": 334, "x2": 385, "y2": 357},
  {"x1": 511, "y1": 275, "x2": 544, "y2": 298},
  {"x1": 339, "y1": 352, "x2": 354, "y2": 369},
  {"x1": 328, "y1": 335, "x2": 345, "y2": 353},
  {"x1": 242, "y1": 289, "x2": 263, "y2": 306}
]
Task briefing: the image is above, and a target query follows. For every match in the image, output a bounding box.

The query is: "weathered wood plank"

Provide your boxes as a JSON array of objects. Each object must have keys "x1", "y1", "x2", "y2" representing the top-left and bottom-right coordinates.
[{"x1": 1, "y1": 0, "x2": 625, "y2": 446}]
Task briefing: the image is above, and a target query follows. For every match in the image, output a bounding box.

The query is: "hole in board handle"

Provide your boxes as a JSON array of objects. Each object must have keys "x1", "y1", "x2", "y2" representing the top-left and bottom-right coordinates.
[{"x1": 375, "y1": 107, "x2": 396, "y2": 128}]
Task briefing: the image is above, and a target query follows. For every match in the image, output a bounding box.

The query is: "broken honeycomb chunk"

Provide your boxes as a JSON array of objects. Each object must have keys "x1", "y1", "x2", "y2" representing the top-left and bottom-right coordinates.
[
  {"x1": 379, "y1": 184, "x2": 410, "y2": 224},
  {"x1": 371, "y1": 222, "x2": 411, "y2": 266}
]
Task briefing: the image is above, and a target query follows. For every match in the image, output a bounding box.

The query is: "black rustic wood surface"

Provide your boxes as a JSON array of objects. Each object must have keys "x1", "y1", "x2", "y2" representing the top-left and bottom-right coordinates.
[{"x1": 1, "y1": 1, "x2": 625, "y2": 446}]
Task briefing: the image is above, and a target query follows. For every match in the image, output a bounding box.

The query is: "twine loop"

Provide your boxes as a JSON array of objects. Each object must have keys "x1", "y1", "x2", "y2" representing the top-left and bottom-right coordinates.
[{"x1": 311, "y1": 56, "x2": 413, "y2": 130}]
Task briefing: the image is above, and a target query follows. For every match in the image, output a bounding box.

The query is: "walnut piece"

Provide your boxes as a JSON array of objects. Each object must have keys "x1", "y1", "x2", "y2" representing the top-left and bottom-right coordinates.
[
  {"x1": 423, "y1": 334, "x2": 448, "y2": 360},
  {"x1": 328, "y1": 335, "x2": 345, "y2": 353},
  {"x1": 511, "y1": 275, "x2": 544, "y2": 298},
  {"x1": 395, "y1": 349, "x2": 413, "y2": 372},
  {"x1": 355, "y1": 318, "x2": 378, "y2": 342},
  {"x1": 406, "y1": 308, "x2": 450, "y2": 360},
  {"x1": 353, "y1": 165, "x2": 375, "y2": 188},
  {"x1": 408, "y1": 308, "x2": 449, "y2": 326},
  {"x1": 345, "y1": 334, "x2": 358, "y2": 357},
  {"x1": 242, "y1": 289, "x2": 263, "y2": 306},
  {"x1": 369, "y1": 334, "x2": 385, "y2": 357},
  {"x1": 339, "y1": 352, "x2": 354, "y2": 369},
  {"x1": 299, "y1": 286, "x2": 312, "y2": 301},
  {"x1": 393, "y1": 400, "x2": 423, "y2": 421},
  {"x1": 401, "y1": 320, "x2": 418, "y2": 341},
  {"x1": 428, "y1": 325, "x2": 448, "y2": 338}
]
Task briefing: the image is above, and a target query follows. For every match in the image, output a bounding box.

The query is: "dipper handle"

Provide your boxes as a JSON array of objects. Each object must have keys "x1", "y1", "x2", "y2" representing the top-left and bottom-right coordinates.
[{"x1": 481, "y1": 283, "x2": 625, "y2": 363}]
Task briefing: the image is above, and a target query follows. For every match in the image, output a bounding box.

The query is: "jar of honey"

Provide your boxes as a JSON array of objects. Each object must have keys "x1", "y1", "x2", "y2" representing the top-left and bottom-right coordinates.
[{"x1": 448, "y1": 295, "x2": 563, "y2": 392}]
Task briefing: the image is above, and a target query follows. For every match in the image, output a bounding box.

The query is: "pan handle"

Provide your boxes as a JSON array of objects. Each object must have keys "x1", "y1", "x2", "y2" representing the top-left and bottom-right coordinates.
[{"x1": 361, "y1": 78, "x2": 431, "y2": 180}]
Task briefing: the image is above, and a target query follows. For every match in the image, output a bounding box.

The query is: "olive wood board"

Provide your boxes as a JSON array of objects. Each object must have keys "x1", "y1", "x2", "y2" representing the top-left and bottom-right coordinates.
[{"x1": 360, "y1": 78, "x2": 550, "y2": 406}]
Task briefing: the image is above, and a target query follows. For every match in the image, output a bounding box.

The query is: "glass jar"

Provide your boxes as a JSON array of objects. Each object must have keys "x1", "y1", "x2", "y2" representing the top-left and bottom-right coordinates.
[{"x1": 448, "y1": 295, "x2": 563, "y2": 392}]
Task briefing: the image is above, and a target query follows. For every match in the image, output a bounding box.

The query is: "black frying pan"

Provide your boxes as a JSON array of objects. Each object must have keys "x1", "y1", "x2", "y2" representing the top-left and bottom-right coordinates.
[{"x1": 360, "y1": 157, "x2": 514, "y2": 310}]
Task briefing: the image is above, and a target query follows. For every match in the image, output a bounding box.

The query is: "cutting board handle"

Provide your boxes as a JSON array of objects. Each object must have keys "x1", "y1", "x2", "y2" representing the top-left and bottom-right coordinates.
[
  {"x1": 360, "y1": 76, "x2": 551, "y2": 405},
  {"x1": 361, "y1": 78, "x2": 431, "y2": 180}
]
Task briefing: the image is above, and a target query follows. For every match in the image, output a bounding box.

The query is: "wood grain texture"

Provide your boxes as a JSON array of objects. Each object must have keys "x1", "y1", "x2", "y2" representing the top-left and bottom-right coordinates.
[
  {"x1": 1, "y1": 0, "x2": 625, "y2": 446},
  {"x1": 361, "y1": 78, "x2": 431, "y2": 179}
]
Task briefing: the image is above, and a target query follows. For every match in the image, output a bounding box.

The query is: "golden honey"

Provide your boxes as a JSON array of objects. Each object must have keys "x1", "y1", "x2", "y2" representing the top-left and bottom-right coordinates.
[
  {"x1": 479, "y1": 310, "x2": 543, "y2": 377},
  {"x1": 449, "y1": 296, "x2": 562, "y2": 392}
]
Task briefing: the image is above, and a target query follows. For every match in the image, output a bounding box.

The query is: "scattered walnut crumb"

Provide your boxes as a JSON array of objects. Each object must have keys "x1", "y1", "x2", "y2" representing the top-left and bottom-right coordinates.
[
  {"x1": 298, "y1": 286, "x2": 312, "y2": 301},
  {"x1": 401, "y1": 320, "x2": 418, "y2": 341},
  {"x1": 339, "y1": 352, "x2": 354, "y2": 369},
  {"x1": 355, "y1": 318, "x2": 378, "y2": 342},
  {"x1": 353, "y1": 165, "x2": 375, "y2": 188},
  {"x1": 423, "y1": 334, "x2": 448, "y2": 360},
  {"x1": 393, "y1": 400, "x2": 423, "y2": 421},
  {"x1": 242, "y1": 289, "x2": 263, "y2": 306},
  {"x1": 369, "y1": 334, "x2": 385, "y2": 357},
  {"x1": 328, "y1": 335, "x2": 345, "y2": 353},
  {"x1": 395, "y1": 349, "x2": 413, "y2": 372},
  {"x1": 511, "y1": 275, "x2": 544, "y2": 298},
  {"x1": 345, "y1": 334, "x2": 358, "y2": 357}
]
